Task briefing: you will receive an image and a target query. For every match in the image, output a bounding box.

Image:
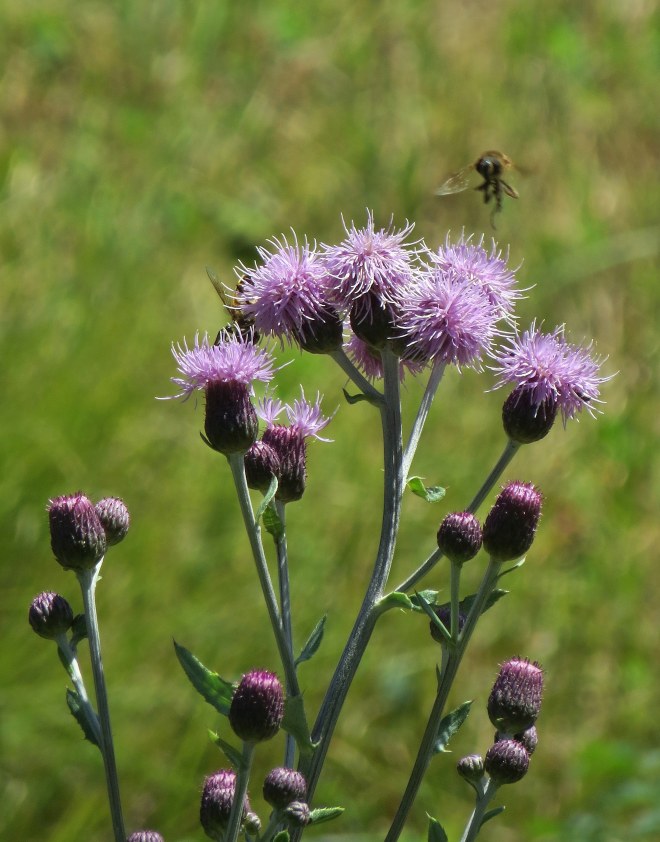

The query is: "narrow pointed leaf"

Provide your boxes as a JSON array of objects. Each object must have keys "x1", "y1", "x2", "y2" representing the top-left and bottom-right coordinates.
[
  {"x1": 460, "y1": 589, "x2": 509, "y2": 617},
  {"x1": 282, "y1": 693, "x2": 316, "y2": 756},
  {"x1": 255, "y1": 475, "x2": 279, "y2": 524},
  {"x1": 342, "y1": 388, "x2": 371, "y2": 405},
  {"x1": 407, "y1": 476, "x2": 446, "y2": 503},
  {"x1": 309, "y1": 807, "x2": 344, "y2": 825},
  {"x1": 66, "y1": 688, "x2": 101, "y2": 747},
  {"x1": 173, "y1": 640, "x2": 234, "y2": 715},
  {"x1": 434, "y1": 700, "x2": 472, "y2": 754},
  {"x1": 209, "y1": 730, "x2": 243, "y2": 769},
  {"x1": 295, "y1": 615, "x2": 327, "y2": 666},
  {"x1": 427, "y1": 815, "x2": 449, "y2": 842},
  {"x1": 263, "y1": 502, "x2": 284, "y2": 541},
  {"x1": 480, "y1": 805, "x2": 506, "y2": 827},
  {"x1": 415, "y1": 591, "x2": 451, "y2": 645},
  {"x1": 273, "y1": 832, "x2": 290, "y2": 842},
  {"x1": 377, "y1": 591, "x2": 415, "y2": 613},
  {"x1": 497, "y1": 557, "x2": 526, "y2": 579},
  {"x1": 409, "y1": 590, "x2": 439, "y2": 610}
]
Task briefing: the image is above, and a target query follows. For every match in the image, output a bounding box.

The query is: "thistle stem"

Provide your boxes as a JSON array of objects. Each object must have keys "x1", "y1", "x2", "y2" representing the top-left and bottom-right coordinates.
[
  {"x1": 459, "y1": 777, "x2": 500, "y2": 842},
  {"x1": 330, "y1": 348, "x2": 384, "y2": 405},
  {"x1": 56, "y1": 635, "x2": 103, "y2": 747},
  {"x1": 77, "y1": 564, "x2": 125, "y2": 842},
  {"x1": 228, "y1": 454, "x2": 301, "y2": 698},
  {"x1": 402, "y1": 360, "x2": 446, "y2": 478},
  {"x1": 225, "y1": 742, "x2": 255, "y2": 842},
  {"x1": 384, "y1": 558, "x2": 502, "y2": 841},
  {"x1": 274, "y1": 499, "x2": 296, "y2": 767}
]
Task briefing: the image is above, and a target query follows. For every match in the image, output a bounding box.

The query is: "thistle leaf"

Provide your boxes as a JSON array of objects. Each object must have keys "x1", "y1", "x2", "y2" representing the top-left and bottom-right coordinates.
[{"x1": 173, "y1": 640, "x2": 234, "y2": 716}]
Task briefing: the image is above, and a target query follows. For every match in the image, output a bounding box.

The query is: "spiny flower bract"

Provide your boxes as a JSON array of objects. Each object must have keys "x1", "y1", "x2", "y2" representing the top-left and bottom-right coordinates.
[
  {"x1": 491, "y1": 321, "x2": 611, "y2": 423},
  {"x1": 167, "y1": 332, "x2": 276, "y2": 399}
]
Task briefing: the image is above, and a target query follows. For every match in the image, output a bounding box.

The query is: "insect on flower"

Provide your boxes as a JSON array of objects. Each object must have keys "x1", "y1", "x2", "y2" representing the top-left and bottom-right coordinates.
[
  {"x1": 435, "y1": 150, "x2": 522, "y2": 228},
  {"x1": 206, "y1": 266, "x2": 260, "y2": 344}
]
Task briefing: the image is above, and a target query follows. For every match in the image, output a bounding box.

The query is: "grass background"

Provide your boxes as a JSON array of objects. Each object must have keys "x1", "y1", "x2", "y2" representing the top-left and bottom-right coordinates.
[{"x1": 1, "y1": 1, "x2": 659, "y2": 840}]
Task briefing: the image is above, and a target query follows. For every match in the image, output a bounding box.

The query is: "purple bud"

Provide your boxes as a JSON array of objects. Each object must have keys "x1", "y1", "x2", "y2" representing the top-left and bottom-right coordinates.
[
  {"x1": 293, "y1": 305, "x2": 344, "y2": 354},
  {"x1": 284, "y1": 800, "x2": 311, "y2": 828},
  {"x1": 200, "y1": 770, "x2": 250, "y2": 840},
  {"x1": 456, "y1": 754, "x2": 485, "y2": 783},
  {"x1": 229, "y1": 670, "x2": 284, "y2": 743},
  {"x1": 204, "y1": 381, "x2": 259, "y2": 455},
  {"x1": 482, "y1": 481, "x2": 542, "y2": 561},
  {"x1": 349, "y1": 293, "x2": 399, "y2": 349},
  {"x1": 244, "y1": 441, "x2": 281, "y2": 493},
  {"x1": 496, "y1": 725, "x2": 538, "y2": 756},
  {"x1": 429, "y1": 604, "x2": 466, "y2": 644},
  {"x1": 48, "y1": 493, "x2": 107, "y2": 572},
  {"x1": 436, "y1": 512, "x2": 482, "y2": 564},
  {"x1": 487, "y1": 657, "x2": 544, "y2": 733},
  {"x1": 126, "y1": 832, "x2": 165, "y2": 842},
  {"x1": 244, "y1": 812, "x2": 262, "y2": 835},
  {"x1": 262, "y1": 426, "x2": 307, "y2": 503},
  {"x1": 29, "y1": 591, "x2": 74, "y2": 640},
  {"x1": 484, "y1": 738, "x2": 530, "y2": 784},
  {"x1": 95, "y1": 497, "x2": 130, "y2": 546},
  {"x1": 263, "y1": 767, "x2": 307, "y2": 809},
  {"x1": 502, "y1": 386, "x2": 558, "y2": 444}
]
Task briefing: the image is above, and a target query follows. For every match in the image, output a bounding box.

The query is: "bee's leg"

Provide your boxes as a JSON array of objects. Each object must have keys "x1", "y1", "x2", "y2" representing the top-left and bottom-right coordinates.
[{"x1": 475, "y1": 180, "x2": 491, "y2": 204}]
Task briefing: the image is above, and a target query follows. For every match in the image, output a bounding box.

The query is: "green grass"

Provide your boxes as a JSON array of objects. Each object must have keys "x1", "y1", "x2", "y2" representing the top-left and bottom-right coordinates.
[{"x1": 2, "y1": 1, "x2": 659, "y2": 840}]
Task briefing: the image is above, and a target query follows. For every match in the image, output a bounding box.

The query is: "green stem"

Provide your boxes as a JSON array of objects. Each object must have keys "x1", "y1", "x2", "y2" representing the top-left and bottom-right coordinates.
[
  {"x1": 225, "y1": 742, "x2": 255, "y2": 842},
  {"x1": 384, "y1": 557, "x2": 502, "y2": 842},
  {"x1": 402, "y1": 360, "x2": 446, "y2": 479},
  {"x1": 228, "y1": 454, "x2": 300, "y2": 698},
  {"x1": 330, "y1": 348, "x2": 384, "y2": 405},
  {"x1": 56, "y1": 635, "x2": 102, "y2": 747},
  {"x1": 296, "y1": 349, "x2": 404, "y2": 814},
  {"x1": 274, "y1": 499, "x2": 296, "y2": 768},
  {"x1": 459, "y1": 777, "x2": 500, "y2": 842},
  {"x1": 393, "y1": 438, "x2": 520, "y2": 593},
  {"x1": 77, "y1": 564, "x2": 125, "y2": 842},
  {"x1": 450, "y1": 560, "x2": 462, "y2": 641}
]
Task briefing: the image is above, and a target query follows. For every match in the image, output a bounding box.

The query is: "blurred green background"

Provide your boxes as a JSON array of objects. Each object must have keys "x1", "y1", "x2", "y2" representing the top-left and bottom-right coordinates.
[{"x1": 2, "y1": 1, "x2": 658, "y2": 840}]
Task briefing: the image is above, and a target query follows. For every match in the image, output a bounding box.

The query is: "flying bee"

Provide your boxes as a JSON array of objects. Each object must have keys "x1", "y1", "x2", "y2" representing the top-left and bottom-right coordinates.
[
  {"x1": 435, "y1": 150, "x2": 520, "y2": 228},
  {"x1": 206, "y1": 266, "x2": 260, "y2": 344}
]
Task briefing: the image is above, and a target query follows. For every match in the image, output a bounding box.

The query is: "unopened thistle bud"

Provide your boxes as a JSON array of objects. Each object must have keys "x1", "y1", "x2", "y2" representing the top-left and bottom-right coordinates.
[
  {"x1": 48, "y1": 493, "x2": 107, "y2": 572},
  {"x1": 126, "y1": 832, "x2": 165, "y2": 842},
  {"x1": 263, "y1": 767, "x2": 308, "y2": 810},
  {"x1": 244, "y1": 441, "x2": 281, "y2": 493},
  {"x1": 262, "y1": 426, "x2": 307, "y2": 503},
  {"x1": 205, "y1": 380, "x2": 259, "y2": 455},
  {"x1": 200, "y1": 770, "x2": 250, "y2": 840},
  {"x1": 349, "y1": 294, "x2": 399, "y2": 350},
  {"x1": 456, "y1": 754, "x2": 485, "y2": 783},
  {"x1": 95, "y1": 497, "x2": 130, "y2": 546},
  {"x1": 502, "y1": 386, "x2": 558, "y2": 444},
  {"x1": 429, "y1": 604, "x2": 466, "y2": 643},
  {"x1": 484, "y1": 738, "x2": 530, "y2": 784},
  {"x1": 436, "y1": 511, "x2": 482, "y2": 564},
  {"x1": 29, "y1": 591, "x2": 74, "y2": 640},
  {"x1": 487, "y1": 657, "x2": 544, "y2": 734},
  {"x1": 284, "y1": 800, "x2": 311, "y2": 828},
  {"x1": 229, "y1": 670, "x2": 284, "y2": 743},
  {"x1": 482, "y1": 481, "x2": 542, "y2": 561},
  {"x1": 496, "y1": 725, "x2": 538, "y2": 756}
]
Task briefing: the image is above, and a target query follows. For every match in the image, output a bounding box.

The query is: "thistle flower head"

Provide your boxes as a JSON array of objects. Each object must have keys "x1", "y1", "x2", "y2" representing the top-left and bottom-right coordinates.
[
  {"x1": 126, "y1": 832, "x2": 165, "y2": 842},
  {"x1": 483, "y1": 481, "x2": 543, "y2": 561},
  {"x1": 166, "y1": 332, "x2": 276, "y2": 400},
  {"x1": 284, "y1": 389, "x2": 333, "y2": 441},
  {"x1": 484, "y1": 738, "x2": 530, "y2": 784},
  {"x1": 322, "y1": 211, "x2": 417, "y2": 317},
  {"x1": 456, "y1": 754, "x2": 485, "y2": 784},
  {"x1": 95, "y1": 497, "x2": 130, "y2": 546},
  {"x1": 491, "y1": 321, "x2": 611, "y2": 424},
  {"x1": 236, "y1": 233, "x2": 332, "y2": 341},
  {"x1": 436, "y1": 511, "x2": 482, "y2": 564},
  {"x1": 487, "y1": 657, "x2": 544, "y2": 734},
  {"x1": 398, "y1": 266, "x2": 501, "y2": 368},
  {"x1": 263, "y1": 767, "x2": 308, "y2": 810},
  {"x1": 200, "y1": 769, "x2": 250, "y2": 840},
  {"x1": 429, "y1": 232, "x2": 522, "y2": 321}
]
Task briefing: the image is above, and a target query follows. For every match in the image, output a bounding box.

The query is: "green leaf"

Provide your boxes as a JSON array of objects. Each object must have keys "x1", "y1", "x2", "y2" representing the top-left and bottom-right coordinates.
[
  {"x1": 480, "y1": 805, "x2": 506, "y2": 827},
  {"x1": 407, "y1": 476, "x2": 446, "y2": 503},
  {"x1": 209, "y1": 730, "x2": 243, "y2": 769},
  {"x1": 173, "y1": 640, "x2": 234, "y2": 716},
  {"x1": 415, "y1": 591, "x2": 451, "y2": 645},
  {"x1": 255, "y1": 475, "x2": 279, "y2": 525},
  {"x1": 434, "y1": 700, "x2": 472, "y2": 754},
  {"x1": 409, "y1": 590, "x2": 439, "y2": 610},
  {"x1": 308, "y1": 806, "x2": 344, "y2": 825},
  {"x1": 342, "y1": 388, "x2": 371, "y2": 405},
  {"x1": 70, "y1": 613, "x2": 88, "y2": 647},
  {"x1": 263, "y1": 502, "x2": 284, "y2": 541},
  {"x1": 427, "y1": 815, "x2": 449, "y2": 842},
  {"x1": 377, "y1": 591, "x2": 415, "y2": 613},
  {"x1": 273, "y1": 832, "x2": 290, "y2": 842},
  {"x1": 497, "y1": 557, "x2": 526, "y2": 579},
  {"x1": 295, "y1": 615, "x2": 326, "y2": 666},
  {"x1": 66, "y1": 688, "x2": 100, "y2": 747},
  {"x1": 459, "y1": 589, "x2": 509, "y2": 617},
  {"x1": 282, "y1": 693, "x2": 316, "y2": 757}
]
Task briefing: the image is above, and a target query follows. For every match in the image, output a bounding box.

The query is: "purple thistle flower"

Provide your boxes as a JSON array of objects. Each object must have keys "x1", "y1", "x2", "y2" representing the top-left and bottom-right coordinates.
[
  {"x1": 284, "y1": 389, "x2": 333, "y2": 441},
  {"x1": 491, "y1": 321, "x2": 611, "y2": 423},
  {"x1": 345, "y1": 335, "x2": 425, "y2": 381},
  {"x1": 236, "y1": 233, "x2": 332, "y2": 341},
  {"x1": 429, "y1": 232, "x2": 522, "y2": 321},
  {"x1": 398, "y1": 266, "x2": 501, "y2": 368},
  {"x1": 322, "y1": 211, "x2": 417, "y2": 322},
  {"x1": 256, "y1": 395, "x2": 285, "y2": 427},
  {"x1": 166, "y1": 332, "x2": 276, "y2": 399}
]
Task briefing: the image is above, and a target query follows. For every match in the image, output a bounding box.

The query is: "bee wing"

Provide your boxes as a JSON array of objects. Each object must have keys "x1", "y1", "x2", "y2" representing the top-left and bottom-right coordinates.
[{"x1": 435, "y1": 163, "x2": 475, "y2": 196}]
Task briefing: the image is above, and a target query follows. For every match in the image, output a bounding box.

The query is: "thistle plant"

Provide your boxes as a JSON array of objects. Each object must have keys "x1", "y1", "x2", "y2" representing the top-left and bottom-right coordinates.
[{"x1": 29, "y1": 212, "x2": 611, "y2": 841}]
